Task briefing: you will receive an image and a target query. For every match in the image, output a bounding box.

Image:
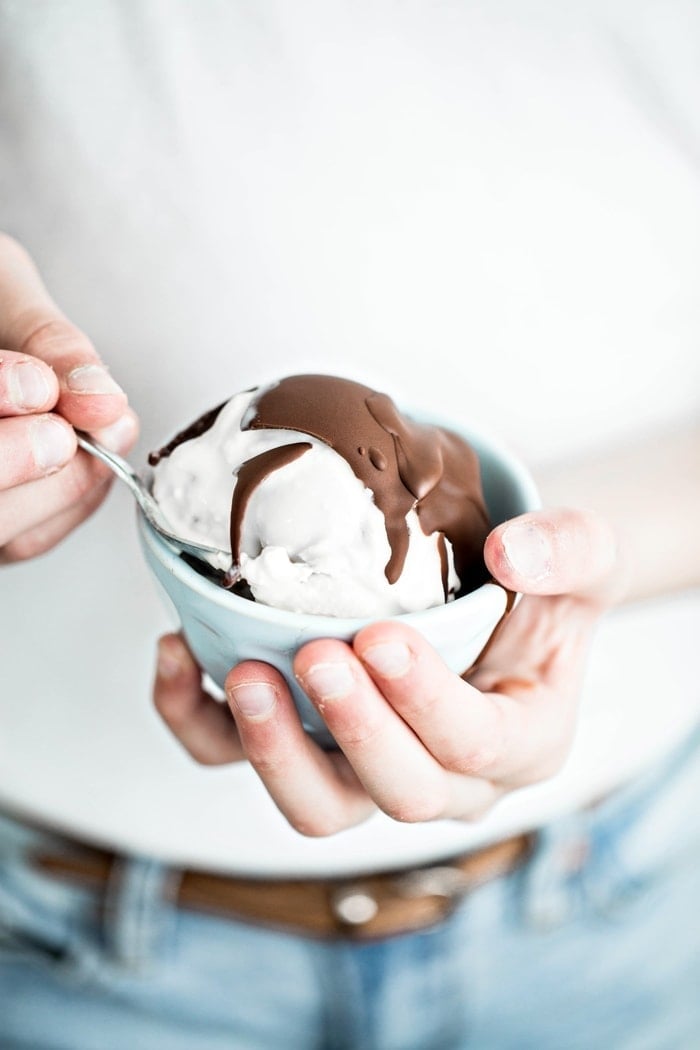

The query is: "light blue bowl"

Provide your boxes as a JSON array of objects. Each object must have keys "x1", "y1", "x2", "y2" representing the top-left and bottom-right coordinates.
[{"x1": 138, "y1": 414, "x2": 539, "y2": 746}]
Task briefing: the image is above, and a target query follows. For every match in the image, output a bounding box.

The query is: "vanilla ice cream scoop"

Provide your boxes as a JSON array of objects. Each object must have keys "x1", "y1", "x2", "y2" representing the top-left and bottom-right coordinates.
[{"x1": 149, "y1": 375, "x2": 491, "y2": 617}]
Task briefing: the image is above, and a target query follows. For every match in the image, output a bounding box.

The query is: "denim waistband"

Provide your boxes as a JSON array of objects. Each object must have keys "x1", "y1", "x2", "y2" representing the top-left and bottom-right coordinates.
[{"x1": 1, "y1": 721, "x2": 699, "y2": 964}]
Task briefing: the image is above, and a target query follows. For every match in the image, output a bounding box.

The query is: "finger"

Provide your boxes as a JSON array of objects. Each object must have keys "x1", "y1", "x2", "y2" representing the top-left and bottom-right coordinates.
[
  {"x1": 0, "y1": 413, "x2": 76, "y2": 490},
  {"x1": 0, "y1": 349, "x2": 59, "y2": 416},
  {"x1": 484, "y1": 507, "x2": 621, "y2": 605},
  {"x1": 468, "y1": 590, "x2": 597, "y2": 695},
  {"x1": 0, "y1": 475, "x2": 112, "y2": 563},
  {"x1": 0, "y1": 234, "x2": 62, "y2": 346},
  {"x1": 153, "y1": 634, "x2": 244, "y2": 765},
  {"x1": 225, "y1": 660, "x2": 374, "y2": 836},
  {"x1": 293, "y1": 640, "x2": 465, "y2": 823},
  {"x1": 353, "y1": 621, "x2": 577, "y2": 789},
  {"x1": 25, "y1": 321, "x2": 128, "y2": 432},
  {"x1": 0, "y1": 409, "x2": 138, "y2": 546},
  {"x1": 24, "y1": 321, "x2": 128, "y2": 431},
  {"x1": 90, "y1": 409, "x2": 140, "y2": 455},
  {"x1": 0, "y1": 235, "x2": 127, "y2": 430}
]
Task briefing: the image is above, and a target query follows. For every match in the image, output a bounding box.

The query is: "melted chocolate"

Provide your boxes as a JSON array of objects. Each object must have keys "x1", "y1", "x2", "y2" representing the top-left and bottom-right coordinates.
[
  {"x1": 148, "y1": 402, "x2": 226, "y2": 466},
  {"x1": 230, "y1": 442, "x2": 312, "y2": 562},
  {"x1": 239, "y1": 375, "x2": 491, "y2": 593},
  {"x1": 150, "y1": 374, "x2": 492, "y2": 598}
]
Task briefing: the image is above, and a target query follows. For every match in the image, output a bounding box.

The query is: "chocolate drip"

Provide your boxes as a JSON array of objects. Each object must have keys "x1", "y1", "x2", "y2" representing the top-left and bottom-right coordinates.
[
  {"x1": 230, "y1": 442, "x2": 312, "y2": 565},
  {"x1": 243, "y1": 375, "x2": 491, "y2": 593},
  {"x1": 148, "y1": 402, "x2": 226, "y2": 466}
]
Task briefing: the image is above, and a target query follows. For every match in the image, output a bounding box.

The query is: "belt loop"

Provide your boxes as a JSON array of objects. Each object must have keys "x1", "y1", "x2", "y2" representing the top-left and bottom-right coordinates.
[
  {"x1": 102, "y1": 855, "x2": 177, "y2": 970},
  {"x1": 521, "y1": 816, "x2": 589, "y2": 931}
]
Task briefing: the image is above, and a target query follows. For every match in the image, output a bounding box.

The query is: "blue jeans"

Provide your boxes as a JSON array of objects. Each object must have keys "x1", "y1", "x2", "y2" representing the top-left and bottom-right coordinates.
[{"x1": 2, "y1": 729, "x2": 699, "y2": 1050}]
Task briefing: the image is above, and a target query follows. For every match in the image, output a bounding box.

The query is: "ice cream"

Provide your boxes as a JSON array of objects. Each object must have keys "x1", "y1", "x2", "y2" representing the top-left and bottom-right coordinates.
[{"x1": 148, "y1": 375, "x2": 491, "y2": 618}]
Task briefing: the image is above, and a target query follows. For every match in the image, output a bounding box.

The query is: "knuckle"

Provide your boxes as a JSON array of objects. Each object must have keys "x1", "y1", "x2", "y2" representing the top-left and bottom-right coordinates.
[
  {"x1": 248, "y1": 751, "x2": 288, "y2": 778},
  {"x1": 291, "y1": 810, "x2": 348, "y2": 838},
  {"x1": 331, "y1": 711, "x2": 384, "y2": 749},
  {"x1": 242, "y1": 735, "x2": 296, "y2": 779},
  {"x1": 0, "y1": 534, "x2": 48, "y2": 563},
  {"x1": 22, "y1": 317, "x2": 96, "y2": 368},
  {"x1": 444, "y1": 741, "x2": 504, "y2": 777},
  {"x1": 395, "y1": 687, "x2": 440, "y2": 724},
  {"x1": 444, "y1": 705, "x2": 509, "y2": 777},
  {"x1": 382, "y1": 786, "x2": 448, "y2": 824}
]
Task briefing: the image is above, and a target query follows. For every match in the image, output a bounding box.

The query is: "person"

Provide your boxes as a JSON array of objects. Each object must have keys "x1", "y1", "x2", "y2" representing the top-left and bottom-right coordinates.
[{"x1": 1, "y1": 3, "x2": 698, "y2": 1048}]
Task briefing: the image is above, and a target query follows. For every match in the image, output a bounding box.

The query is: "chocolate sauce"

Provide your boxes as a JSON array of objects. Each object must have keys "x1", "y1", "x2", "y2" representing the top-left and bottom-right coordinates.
[
  {"x1": 239, "y1": 375, "x2": 491, "y2": 594},
  {"x1": 229, "y1": 441, "x2": 312, "y2": 562},
  {"x1": 150, "y1": 374, "x2": 492, "y2": 598},
  {"x1": 148, "y1": 402, "x2": 226, "y2": 466}
]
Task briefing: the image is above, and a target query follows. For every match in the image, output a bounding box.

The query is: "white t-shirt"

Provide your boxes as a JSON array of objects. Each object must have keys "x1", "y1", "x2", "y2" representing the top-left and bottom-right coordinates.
[{"x1": 1, "y1": 1, "x2": 698, "y2": 876}]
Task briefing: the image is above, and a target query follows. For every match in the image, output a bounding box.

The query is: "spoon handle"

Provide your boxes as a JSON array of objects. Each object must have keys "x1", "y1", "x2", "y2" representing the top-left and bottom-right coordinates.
[{"x1": 75, "y1": 431, "x2": 155, "y2": 516}]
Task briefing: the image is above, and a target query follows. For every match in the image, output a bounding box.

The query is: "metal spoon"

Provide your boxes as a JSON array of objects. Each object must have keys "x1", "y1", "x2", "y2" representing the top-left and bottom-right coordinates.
[{"x1": 75, "y1": 430, "x2": 230, "y2": 568}]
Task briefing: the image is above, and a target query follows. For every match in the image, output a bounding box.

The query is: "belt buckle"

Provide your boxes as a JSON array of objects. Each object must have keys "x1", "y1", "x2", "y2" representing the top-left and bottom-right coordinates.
[{"x1": 330, "y1": 863, "x2": 472, "y2": 936}]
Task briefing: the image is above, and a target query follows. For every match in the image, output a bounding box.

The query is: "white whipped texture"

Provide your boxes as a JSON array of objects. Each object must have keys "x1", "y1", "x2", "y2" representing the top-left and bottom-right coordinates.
[{"x1": 151, "y1": 388, "x2": 459, "y2": 617}]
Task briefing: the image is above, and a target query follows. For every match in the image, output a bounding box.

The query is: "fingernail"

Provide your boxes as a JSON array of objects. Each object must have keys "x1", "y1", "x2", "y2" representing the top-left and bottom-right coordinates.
[
  {"x1": 361, "y1": 641, "x2": 411, "y2": 678},
  {"x1": 502, "y1": 522, "x2": 552, "y2": 580},
  {"x1": 157, "y1": 643, "x2": 184, "y2": 680},
  {"x1": 67, "y1": 364, "x2": 124, "y2": 396},
  {"x1": 9, "y1": 361, "x2": 52, "y2": 409},
  {"x1": 31, "y1": 417, "x2": 74, "y2": 473},
  {"x1": 301, "y1": 662, "x2": 354, "y2": 700},
  {"x1": 229, "y1": 682, "x2": 277, "y2": 720},
  {"x1": 97, "y1": 414, "x2": 137, "y2": 452}
]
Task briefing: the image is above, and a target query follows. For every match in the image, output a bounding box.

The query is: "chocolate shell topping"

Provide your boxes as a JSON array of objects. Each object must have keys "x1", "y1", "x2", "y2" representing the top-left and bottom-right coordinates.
[
  {"x1": 237, "y1": 375, "x2": 491, "y2": 595},
  {"x1": 150, "y1": 374, "x2": 491, "y2": 597}
]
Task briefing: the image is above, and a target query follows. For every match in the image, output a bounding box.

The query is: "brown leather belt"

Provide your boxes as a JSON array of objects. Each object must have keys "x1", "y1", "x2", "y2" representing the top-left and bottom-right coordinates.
[{"x1": 34, "y1": 833, "x2": 533, "y2": 941}]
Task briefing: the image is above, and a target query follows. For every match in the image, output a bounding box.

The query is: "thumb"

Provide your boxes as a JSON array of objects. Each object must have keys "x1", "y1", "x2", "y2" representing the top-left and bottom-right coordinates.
[
  {"x1": 484, "y1": 508, "x2": 624, "y2": 606},
  {"x1": 0, "y1": 234, "x2": 128, "y2": 431}
]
